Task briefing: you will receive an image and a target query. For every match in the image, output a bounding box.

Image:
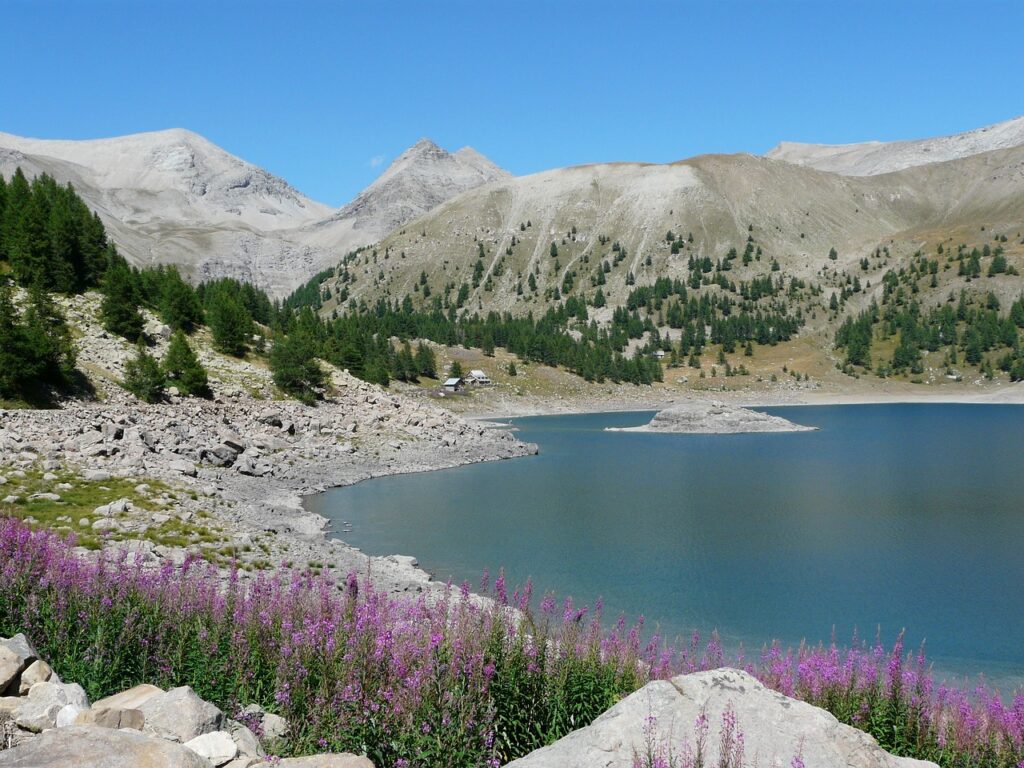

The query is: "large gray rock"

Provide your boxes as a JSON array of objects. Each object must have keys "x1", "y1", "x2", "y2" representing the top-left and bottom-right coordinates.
[
  {"x1": 139, "y1": 686, "x2": 225, "y2": 743},
  {"x1": 183, "y1": 730, "x2": 237, "y2": 765},
  {"x1": 0, "y1": 650, "x2": 24, "y2": 697},
  {"x1": 240, "y1": 703, "x2": 288, "y2": 743},
  {"x1": 93, "y1": 683, "x2": 163, "y2": 711},
  {"x1": 18, "y1": 659, "x2": 54, "y2": 694},
  {"x1": 505, "y1": 668, "x2": 937, "y2": 768},
  {"x1": 0, "y1": 635, "x2": 38, "y2": 695},
  {"x1": 0, "y1": 725, "x2": 214, "y2": 767},
  {"x1": 75, "y1": 706, "x2": 145, "y2": 730},
  {"x1": 13, "y1": 681, "x2": 89, "y2": 732}
]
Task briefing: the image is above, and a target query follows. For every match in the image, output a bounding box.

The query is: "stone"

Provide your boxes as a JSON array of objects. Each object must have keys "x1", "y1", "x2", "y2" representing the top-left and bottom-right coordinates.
[
  {"x1": 14, "y1": 680, "x2": 86, "y2": 733},
  {"x1": 0, "y1": 635, "x2": 38, "y2": 694},
  {"x1": 0, "y1": 648, "x2": 25, "y2": 696},
  {"x1": 257, "y1": 410, "x2": 282, "y2": 427},
  {"x1": 183, "y1": 730, "x2": 238, "y2": 766},
  {"x1": 82, "y1": 469, "x2": 112, "y2": 481},
  {"x1": 75, "y1": 706, "x2": 145, "y2": 730},
  {"x1": 167, "y1": 458, "x2": 198, "y2": 477},
  {"x1": 55, "y1": 703, "x2": 84, "y2": 728},
  {"x1": 139, "y1": 685, "x2": 225, "y2": 742},
  {"x1": 201, "y1": 444, "x2": 239, "y2": 467},
  {"x1": 28, "y1": 492, "x2": 61, "y2": 501},
  {"x1": 18, "y1": 659, "x2": 54, "y2": 694},
  {"x1": 1, "y1": 495, "x2": 18, "y2": 504},
  {"x1": 241, "y1": 703, "x2": 288, "y2": 743},
  {"x1": 505, "y1": 669, "x2": 936, "y2": 768},
  {"x1": 227, "y1": 720, "x2": 263, "y2": 757},
  {"x1": 31, "y1": 681, "x2": 88, "y2": 709},
  {"x1": 14, "y1": 701, "x2": 62, "y2": 732},
  {"x1": 93, "y1": 683, "x2": 163, "y2": 711},
  {"x1": 0, "y1": 697, "x2": 22, "y2": 716},
  {"x1": 0, "y1": 725, "x2": 213, "y2": 767}
]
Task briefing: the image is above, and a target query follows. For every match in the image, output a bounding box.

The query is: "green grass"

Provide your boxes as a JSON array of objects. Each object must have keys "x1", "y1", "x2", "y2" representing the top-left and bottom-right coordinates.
[{"x1": 0, "y1": 465, "x2": 231, "y2": 555}]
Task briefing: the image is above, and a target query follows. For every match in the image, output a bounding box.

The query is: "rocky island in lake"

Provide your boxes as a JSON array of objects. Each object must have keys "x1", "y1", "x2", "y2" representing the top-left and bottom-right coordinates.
[{"x1": 606, "y1": 399, "x2": 816, "y2": 434}]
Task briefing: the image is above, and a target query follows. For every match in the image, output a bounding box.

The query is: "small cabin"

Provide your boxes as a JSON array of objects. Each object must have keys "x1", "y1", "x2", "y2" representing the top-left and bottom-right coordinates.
[
  {"x1": 465, "y1": 369, "x2": 492, "y2": 386},
  {"x1": 653, "y1": 349, "x2": 666, "y2": 360},
  {"x1": 443, "y1": 377, "x2": 465, "y2": 393}
]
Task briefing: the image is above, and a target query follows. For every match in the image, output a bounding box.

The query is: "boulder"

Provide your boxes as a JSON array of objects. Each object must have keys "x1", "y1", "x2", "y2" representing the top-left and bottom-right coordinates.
[
  {"x1": 0, "y1": 724, "x2": 213, "y2": 767},
  {"x1": 75, "y1": 706, "x2": 145, "y2": 730},
  {"x1": 201, "y1": 445, "x2": 239, "y2": 468},
  {"x1": 94, "y1": 683, "x2": 163, "y2": 711},
  {"x1": 55, "y1": 703, "x2": 85, "y2": 728},
  {"x1": 240, "y1": 703, "x2": 288, "y2": 743},
  {"x1": 82, "y1": 469, "x2": 112, "y2": 481},
  {"x1": 18, "y1": 659, "x2": 54, "y2": 694},
  {"x1": 0, "y1": 635, "x2": 38, "y2": 694},
  {"x1": 0, "y1": 649, "x2": 25, "y2": 696},
  {"x1": 28, "y1": 492, "x2": 61, "y2": 502},
  {"x1": 139, "y1": 685, "x2": 225, "y2": 742},
  {"x1": 226, "y1": 720, "x2": 263, "y2": 758},
  {"x1": 184, "y1": 730, "x2": 238, "y2": 766},
  {"x1": 167, "y1": 459, "x2": 198, "y2": 477},
  {"x1": 13, "y1": 681, "x2": 90, "y2": 732},
  {"x1": 505, "y1": 668, "x2": 936, "y2": 768}
]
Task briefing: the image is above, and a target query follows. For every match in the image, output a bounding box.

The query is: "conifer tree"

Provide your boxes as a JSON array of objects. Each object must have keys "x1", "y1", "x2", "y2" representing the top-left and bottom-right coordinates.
[
  {"x1": 207, "y1": 292, "x2": 253, "y2": 357},
  {"x1": 0, "y1": 280, "x2": 33, "y2": 398},
  {"x1": 159, "y1": 270, "x2": 204, "y2": 332},
  {"x1": 101, "y1": 253, "x2": 145, "y2": 341},
  {"x1": 414, "y1": 341, "x2": 437, "y2": 378},
  {"x1": 22, "y1": 282, "x2": 76, "y2": 387},
  {"x1": 123, "y1": 344, "x2": 165, "y2": 403},
  {"x1": 162, "y1": 330, "x2": 211, "y2": 397},
  {"x1": 270, "y1": 332, "x2": 327, "y2": 403}
]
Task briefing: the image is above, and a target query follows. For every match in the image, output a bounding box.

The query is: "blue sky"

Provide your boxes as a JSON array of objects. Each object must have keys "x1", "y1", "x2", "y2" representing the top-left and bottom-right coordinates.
[{"x1": 4, "y1": 0, "x2": 1023, "y2": 206}]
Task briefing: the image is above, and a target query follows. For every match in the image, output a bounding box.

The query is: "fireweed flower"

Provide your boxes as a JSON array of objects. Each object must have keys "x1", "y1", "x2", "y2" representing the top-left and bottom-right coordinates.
[{"x1": 1, "y1": 518, "x2": 1022, "y2": 767}]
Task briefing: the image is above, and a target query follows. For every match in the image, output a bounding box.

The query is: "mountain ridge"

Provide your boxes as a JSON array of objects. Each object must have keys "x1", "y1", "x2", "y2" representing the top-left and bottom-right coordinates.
[{"x1": 765, "y1": 114, "x2": 1024, "y2": 175}]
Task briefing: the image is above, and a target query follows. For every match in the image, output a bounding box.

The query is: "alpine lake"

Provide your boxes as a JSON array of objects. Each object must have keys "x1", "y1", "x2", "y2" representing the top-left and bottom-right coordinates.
[{"x1": 305, "y1": 404, "x2": 1024, "y2": 688}]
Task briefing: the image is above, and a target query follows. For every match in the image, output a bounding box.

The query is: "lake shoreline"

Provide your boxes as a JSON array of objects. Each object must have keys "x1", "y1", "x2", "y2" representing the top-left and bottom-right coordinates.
[{"x1": 459, "y1": 387, "x2": 1024, "y2": 420}]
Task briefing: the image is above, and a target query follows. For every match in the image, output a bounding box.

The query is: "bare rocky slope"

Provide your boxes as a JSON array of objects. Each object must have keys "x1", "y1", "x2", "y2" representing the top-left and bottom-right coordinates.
[
  {"x1": 767, "y1": 114, "x2": 1024, "y2": 176},
  {"x1": 0, "y1": 131, "x2": 506, "y2": 297}
]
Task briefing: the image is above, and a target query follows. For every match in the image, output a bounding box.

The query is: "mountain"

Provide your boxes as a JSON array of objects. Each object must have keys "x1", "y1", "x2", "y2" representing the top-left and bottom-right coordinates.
[
  {"x1": 0, "y1": 131, "x2": 507, "y2": 297},
  {"x1": 298, "y1": 138, "x2": 510, "y2": 254},
  {"x1": 311, "y1": 138, "x2": 1024, "y2": 346},
  {"x1": 766, "y1": 115, "x2": 1024, "y2": 175},
  {"x1": 0, "y1": 128, "x2": 332, "y2": 230}
]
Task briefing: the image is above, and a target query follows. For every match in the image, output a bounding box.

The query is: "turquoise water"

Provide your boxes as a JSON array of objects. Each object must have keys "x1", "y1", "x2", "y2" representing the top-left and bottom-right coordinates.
[{"x1": 306, "y1": 404, "x2": 1024, "y2": 685}]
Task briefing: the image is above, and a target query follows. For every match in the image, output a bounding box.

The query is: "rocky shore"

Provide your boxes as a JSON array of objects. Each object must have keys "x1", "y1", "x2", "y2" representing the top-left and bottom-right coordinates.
[
  {"x1": 0, "y1": 378, "x2": 536, "y2": 595},
  {"x1": 605, "y1": 399, "x2": 816, "y2": 434}
]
